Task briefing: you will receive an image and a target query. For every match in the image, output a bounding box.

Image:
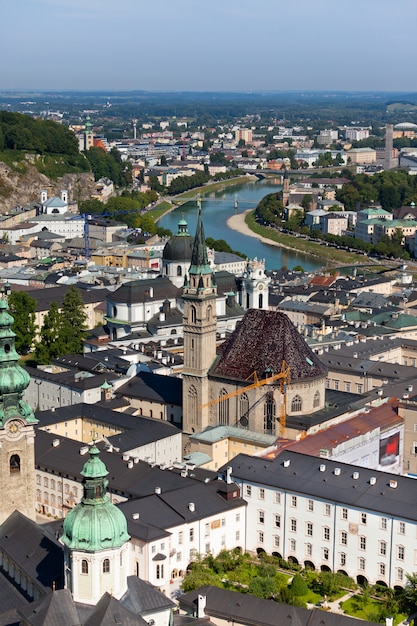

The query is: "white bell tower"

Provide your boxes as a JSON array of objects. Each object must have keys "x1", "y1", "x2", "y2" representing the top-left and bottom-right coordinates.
[{"x1": 241, "y1": 258, "x2": 270, "y2": 310}]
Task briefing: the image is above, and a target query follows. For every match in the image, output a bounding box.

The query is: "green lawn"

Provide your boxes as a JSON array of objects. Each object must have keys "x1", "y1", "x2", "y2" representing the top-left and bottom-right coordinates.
[
  {"x1": 298, "y1": 589, "x2": 322, "y2": 605},
  {"x1": 341, "y1": 595, "x2": 407, "y2": 624},
  {"x1": 147, "y1": 201, "x2": 173, "y2": 220}
]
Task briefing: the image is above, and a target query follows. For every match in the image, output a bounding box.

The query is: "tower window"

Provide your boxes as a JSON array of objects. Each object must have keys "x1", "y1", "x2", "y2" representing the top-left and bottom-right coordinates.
[
  {"x1": 313, "y1": 390, "x2": 320, "y2": 408},
  {"x1": 103, "y1": 558, "x2": 110, "y2": 573},
  {"x1": 291, "y1": 395, "x2": 302, "y2": 413},
  {"x1": 219, "y1": 388, "x2": 230, "y2": 426},
  {"x1": 177, "y1": 265, "x2": 182, "y2": 277},
  {"x1": 239, "y1": 393, "x2": 249, "y2": 429},
  {"x1": 81, "y1": 559, "x2": 89, "y2": 574},
  {"x1": 190, "y1": 305, "x2": 196, "y2": 323},
  {"x1": 264, "y1": 392, "x2": 276, "y2": 434},
  {"x1": 10, "y1": 454, "x2": 20, "y2": 474}
]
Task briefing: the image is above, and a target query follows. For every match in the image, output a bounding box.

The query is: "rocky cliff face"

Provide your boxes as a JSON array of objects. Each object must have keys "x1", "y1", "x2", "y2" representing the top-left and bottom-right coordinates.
[{"x1": 0, "y1": 160, "x2": 96, "y2": 212}]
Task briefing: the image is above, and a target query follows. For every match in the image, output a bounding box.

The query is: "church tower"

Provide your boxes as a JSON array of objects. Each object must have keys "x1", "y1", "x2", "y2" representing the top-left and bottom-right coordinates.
[
  {"x1": 240, "y1": 257, "x2": 270, "y2": 310},
  {"x1": 84, "y1": 115, "x2": 94, "y2": 150},
  {"x1": 282, "y1": 169, "x2": 290, "y2": 206},
  {"x1": 182, "y1": 206, "x2": 217, "y2": 434},
  {"x1": 0, "y1": 297, "x2": 38, "y2": 524},
  {"x1": 61, "y1": 444, "x2": 131, "y2": 605}
]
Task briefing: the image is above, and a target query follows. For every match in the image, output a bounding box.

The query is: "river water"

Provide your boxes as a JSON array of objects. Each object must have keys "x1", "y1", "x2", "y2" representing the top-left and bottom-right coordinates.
[{"x1": 158, "y1": 178, "x2": 324, "y2": 271}]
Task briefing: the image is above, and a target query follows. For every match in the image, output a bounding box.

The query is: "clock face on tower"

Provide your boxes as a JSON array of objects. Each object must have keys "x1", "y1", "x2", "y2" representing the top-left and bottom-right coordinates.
[
  {"x1": 257, "y1": 283, "x2": 264, "y2": 291},
  {"x1": 6, "y1": 420, "x2": 22, "y2": 438}
]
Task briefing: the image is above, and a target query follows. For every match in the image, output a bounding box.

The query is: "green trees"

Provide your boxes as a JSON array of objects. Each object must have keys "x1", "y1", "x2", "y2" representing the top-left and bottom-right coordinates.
[
  {"x1": 35, "y1": 286, "x2": 87, "y2": 364},
  {"x1": 8, "y1": 292, "x2": 37, "y2": 355},
  {"x1": 60, "y1": 286, "x2": 88, "y2": 355},
  {"x1": 336, "y1": 170, "x2": 417, "y2": 211},
  {"x1": 205, "y1": 237, "x2": 246, "y2": 259},
  {"x1": 168, "y1": 170, "x2": 211, "y2": 195},
  {"x1": 35, "y1": 302, "x2": 65, "y2": 365},
  {"x1": 0, "y1": 111, "x2": 79, "y2": 155},
  {"x1": 79, "y1": 190, "x2": 158, "y2": 229},
  {"x1": 84, "y1": 146, "x2": 132, "y2": 186},
  {"x1": 255, "y1": 192, "x2": 285, "y2": 226}
]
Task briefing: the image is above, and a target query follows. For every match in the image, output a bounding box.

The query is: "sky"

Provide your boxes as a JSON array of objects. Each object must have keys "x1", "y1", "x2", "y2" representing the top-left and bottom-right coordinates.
[{"x1": 2, "y1": 0, "x2": 417, "y2": 92}]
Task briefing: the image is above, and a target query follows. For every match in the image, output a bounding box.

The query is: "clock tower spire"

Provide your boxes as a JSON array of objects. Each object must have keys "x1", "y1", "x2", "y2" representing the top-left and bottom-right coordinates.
[
  {"x1": 182, "y1": 204, "x2": 217, "y2": 434},
  {"x1": 0, "y1": 297, "x2": 37, "y2": 523}
]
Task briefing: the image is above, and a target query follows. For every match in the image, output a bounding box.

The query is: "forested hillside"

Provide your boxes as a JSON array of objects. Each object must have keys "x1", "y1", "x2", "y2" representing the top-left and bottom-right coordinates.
[{"x1": 0, "y1": 111, "x2": 79, "y2": 154}]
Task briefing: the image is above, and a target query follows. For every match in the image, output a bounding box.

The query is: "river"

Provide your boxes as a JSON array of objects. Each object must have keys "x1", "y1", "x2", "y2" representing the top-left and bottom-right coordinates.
[{"x1": 158, "y1": 178, "x2": 324, "y2": 271}]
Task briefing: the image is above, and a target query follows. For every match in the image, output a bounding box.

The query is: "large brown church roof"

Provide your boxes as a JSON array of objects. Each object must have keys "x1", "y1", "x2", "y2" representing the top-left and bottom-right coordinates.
[{"x1": 211, "y1": 309, "x2": 327, "y2": 383}]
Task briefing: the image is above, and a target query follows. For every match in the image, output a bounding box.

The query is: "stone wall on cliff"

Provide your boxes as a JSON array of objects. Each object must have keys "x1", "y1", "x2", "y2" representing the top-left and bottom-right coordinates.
[{"x1": 0, "y1": 161, "x2": 96, "y2": 213}]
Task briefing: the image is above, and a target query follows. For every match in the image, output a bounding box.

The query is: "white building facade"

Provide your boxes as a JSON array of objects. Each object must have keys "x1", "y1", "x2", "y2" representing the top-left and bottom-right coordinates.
[{"x1": 225, "y1": 451, "x2": 416, "y2": 588}]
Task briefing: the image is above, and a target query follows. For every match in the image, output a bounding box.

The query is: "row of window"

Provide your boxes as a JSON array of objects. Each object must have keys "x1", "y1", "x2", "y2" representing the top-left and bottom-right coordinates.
[
  {"x1": 248, "y1": 489, "x2": 406, "y2": 534},
  {"x1": 36, "y1": 491, "x2": 62, "y2": 506},
  {"x1": 326, "y1": 379, "x2": 363, "y2": 394},
  {"x1": 81, "y1": 557, "x2": 116, "y2": 575},
  {"x1": 36, "y1": 475, "x2": 77, "y2": 496},
  {"x1": 259, "y1": 529, "x2": 406, "y2": 562}
]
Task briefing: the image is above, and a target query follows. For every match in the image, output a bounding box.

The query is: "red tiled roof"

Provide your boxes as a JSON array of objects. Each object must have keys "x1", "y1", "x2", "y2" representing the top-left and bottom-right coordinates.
[
  {"x1": 308, "y1": 275, "x2": 338, "y2": 287},
  {"x1": 281, "y1": 399, "x2": 401, "y2": 457}
]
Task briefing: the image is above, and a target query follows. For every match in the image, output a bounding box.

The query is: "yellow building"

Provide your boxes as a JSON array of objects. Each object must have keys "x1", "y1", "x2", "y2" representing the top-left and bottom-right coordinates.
[
  {"x1": 347, "y1": 147, "x2": 376, "y2": 164},
  {"x1": 189, "y1": 425, "x2": 277, "y2": 471}
]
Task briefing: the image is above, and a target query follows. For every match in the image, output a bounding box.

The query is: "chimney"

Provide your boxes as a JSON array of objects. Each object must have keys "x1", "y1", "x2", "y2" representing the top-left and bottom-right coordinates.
[
  {"x1": 226, "y1": 466, "x2": 232, "y2": 484},
  {"x1": 197, "y1": 594, "x2": 206, "y2": 619}
]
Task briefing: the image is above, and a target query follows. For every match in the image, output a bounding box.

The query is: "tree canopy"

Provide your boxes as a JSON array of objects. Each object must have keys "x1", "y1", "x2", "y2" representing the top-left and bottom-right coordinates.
[
  {"x1": 0, "y1": 111, "x2": 79, "y2": 155},
  {"x1": 8, "y1": 291, "x2": 37, "y2": 355},
  {"x1": 84, "y1": 146, "x2": 132, "y2": 186},
  {"x1": 35, "y1": 286, "x2": 87, "y2": 364}
]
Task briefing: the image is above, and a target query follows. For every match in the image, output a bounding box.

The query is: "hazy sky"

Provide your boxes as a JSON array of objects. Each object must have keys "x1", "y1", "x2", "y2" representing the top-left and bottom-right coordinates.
[{"x1": 2, "y1": 0, "x2": 417, "y2": 92}]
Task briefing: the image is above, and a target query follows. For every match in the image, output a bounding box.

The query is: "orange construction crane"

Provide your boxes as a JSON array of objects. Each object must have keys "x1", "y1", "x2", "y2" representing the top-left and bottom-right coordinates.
[{"x1": 201, "y1": 360, "x2": 290, "y2": 435}]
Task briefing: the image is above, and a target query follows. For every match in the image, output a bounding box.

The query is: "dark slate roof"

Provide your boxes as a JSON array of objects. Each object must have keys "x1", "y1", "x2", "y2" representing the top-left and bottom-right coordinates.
[
  {"x1": 0, "y1": 511, "x2": 64, "y2": 596},
  {"x1": 0, "y1": 610, "x2": 21, "y2": 626},
  {"x1": 120, "y1": 576, "x2": 175, "y2": 616},
  {"x1": 110, "y1": 277, "x2": 180, "y2": 305},
  {"x1": 163, "y1": 232, "x2": 194, "y2": 262},
  {"x1": 25, "y1": 286, "x2": 109, "y2": 312},
  {"x1": 118, "y1": 481, "x2": 245, "y2": 536},
  {"x1": 35, "y1": 431, "x2": 200, "y2": 499},
  {"x1": 108, "y1": 417, "x2": 181, "y2": 453},
  {"x1": 26, "y1": 366, "x2": 118, "y2": 391},
  {"x1": 285, "y1": 388, "x2": 368, "y2": 432},
  {"x1": 180, "y1": 586, "x2": 380, "y2": 626},
  {"x1": 0, "y1": 575, "x2": 29, "y2": 614},
  {"x1": 82, "y1": 592, "x2": 148, "y2": 626},
  {"x1": 211, "y1": 310, "x2": 327, "y2": 383},
  {"x1": 53, "y1": 350, "x2": 135, "y2": 375},
  {"x1": 36, "y1": 403, "x2": 181, "y2": 451},
  {"x1": 213, "y1": 270, "x2": 240, "y2": 297},
  {"x1": 18, "y1": 589, "x2": 80, "y2": 626},
  {"x1": 116, "y1": 371, "x2": 182, "y2": 406},
  {"x1": 221, "y1": 450, "x2": 417, "y2": 522},
  {"x1": 146, "y1": 306, "x2": 183, "y2": 334}
]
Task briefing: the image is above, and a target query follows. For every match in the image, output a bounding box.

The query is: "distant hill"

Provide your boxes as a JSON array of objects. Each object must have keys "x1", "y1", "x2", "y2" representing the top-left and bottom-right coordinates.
[{"x1": 0, "y1": 111, "x2": 80, "y2": 155}]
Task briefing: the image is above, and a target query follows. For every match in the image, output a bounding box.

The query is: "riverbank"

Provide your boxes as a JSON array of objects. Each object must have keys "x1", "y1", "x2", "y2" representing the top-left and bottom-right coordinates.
[
  {"x1": 227, "y1": 210, "x2": 298, "y2": 253},
  {"x1": 227, "y1": 210, "x2": 367, "y2": 267},
  {"x1": 149, "y1": 175, "x2": 258, "y2": 222}
]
